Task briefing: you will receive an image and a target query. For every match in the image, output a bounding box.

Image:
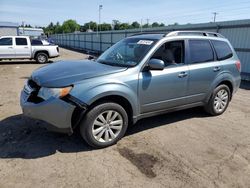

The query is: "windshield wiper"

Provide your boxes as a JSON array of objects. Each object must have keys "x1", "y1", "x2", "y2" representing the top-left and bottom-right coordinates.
[{"x1": 97, "y1": 60, "x2": 133, "y2": 67}]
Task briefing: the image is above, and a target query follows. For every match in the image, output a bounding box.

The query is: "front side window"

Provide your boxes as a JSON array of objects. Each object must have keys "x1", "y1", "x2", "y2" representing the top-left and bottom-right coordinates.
[
  {"x1": 189, "y1": 40, "x2": 214, "y2": 64},
  {"x1": 151, "y1": 40, "x2": 185, "y2": 66},
  {"x1": 97, "y1": 38, "x2": 158, "y2": 67},
  {"x1": 0, "y1": 38, "x2": 12, "y2": 46},
  {"x1": 211, "y1": 40, "x2": 233, "y2": 60},
  {"x1": 15, "y1": 38, "x2": 28, "y2": 46}
]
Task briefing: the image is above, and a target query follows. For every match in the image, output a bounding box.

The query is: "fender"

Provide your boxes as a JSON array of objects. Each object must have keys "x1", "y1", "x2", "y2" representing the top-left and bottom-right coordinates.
[
  {"x1": 70, "y1": 81, "x2": 139, "y2": 117},
  {"x1": 204, "y1": 72, "x2": 235, "y2": 103}
]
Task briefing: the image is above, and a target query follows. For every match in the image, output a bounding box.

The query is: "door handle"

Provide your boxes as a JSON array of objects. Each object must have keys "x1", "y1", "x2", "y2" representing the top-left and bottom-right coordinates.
[
  {"x1": 8, "y1": 47, "x2": 13, "y2": 49},
  {"x1": 24, "y1": 47, "x2": 28, "y2": 49},
  {"x1": 213, "y1": 66, "x2": 221, "y2": 72},
  {"x1": 178, "y1": 71, "x2": 188, "y2": 78}
]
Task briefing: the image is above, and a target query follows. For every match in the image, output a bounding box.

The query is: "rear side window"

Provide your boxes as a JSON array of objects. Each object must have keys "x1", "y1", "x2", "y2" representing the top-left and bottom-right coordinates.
[
  {"x1": 31, "y1": 39, "x2": 43, "y2": 45},
  {"x1": 0, "y1": 38, "x2": 12, "y2": 45},
  {"x1": 189, "y1": 40, "x2": 214, "y2": 64},
  {"x1": 211, "y1": 40, "x2": 233, "y2": 60},
  {"x1": 15, "y1": 38, "x2": 28, "y2": 46}
]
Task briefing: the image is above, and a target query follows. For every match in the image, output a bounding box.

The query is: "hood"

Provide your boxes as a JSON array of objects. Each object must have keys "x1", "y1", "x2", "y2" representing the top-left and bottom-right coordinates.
[{"x1": 31, "y1": 60, "x2": 127, "y2": 87}]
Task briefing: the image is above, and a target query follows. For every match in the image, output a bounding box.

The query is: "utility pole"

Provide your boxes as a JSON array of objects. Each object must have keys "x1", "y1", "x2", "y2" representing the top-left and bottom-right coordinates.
[
  {"x1": 22, "y1": 21, "x2": 25, "y2": 35},
  {"x1": 140, "y1": 19, "x2": 143, "y2": 32},
  {"x1": 97, "y1": 5, "x2": 103, "y2": 36},
  {"x1": 146, "y1": 18, "x2": 150, "y2": 28},
  {"x1": 212, "y1": 12, "x2": 218, "y2": 22}
]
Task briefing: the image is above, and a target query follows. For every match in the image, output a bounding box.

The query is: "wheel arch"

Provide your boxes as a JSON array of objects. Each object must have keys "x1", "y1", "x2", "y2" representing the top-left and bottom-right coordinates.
[
  {"x1": 88, "y1": 95, "x2": 134, "y2": 125},
  {"x1": 70, "y1": 83, "x2": 139, "y2": 129},
  {"x1": 205, "y1": 75, "x2": 234, "y2": 103},
  {"x1": 33, "y1": 50, "x2": 49, "y2": 59}
]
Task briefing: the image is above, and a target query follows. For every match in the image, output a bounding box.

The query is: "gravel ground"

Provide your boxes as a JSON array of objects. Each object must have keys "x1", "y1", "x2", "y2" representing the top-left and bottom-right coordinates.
[{"x1": 0, "y1": 48, "x2": 249, "y2": 188}]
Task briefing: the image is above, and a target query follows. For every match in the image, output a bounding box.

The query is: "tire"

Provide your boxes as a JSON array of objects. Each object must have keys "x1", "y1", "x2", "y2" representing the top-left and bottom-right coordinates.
[
  {"x1": 80, "y1": 102, "x2": 128, "y2": 148},
  {"x1": 204, "y1": 84, "x2": 231, "y2": 116},
  {"x1": 35, "y1": 52, "x2": 48, "y2": 64}
]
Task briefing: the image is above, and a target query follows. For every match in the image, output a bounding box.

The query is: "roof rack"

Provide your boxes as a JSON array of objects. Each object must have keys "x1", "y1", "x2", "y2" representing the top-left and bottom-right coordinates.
[
  {"x1": 130, "y1": 32, "x2": 164, "y2": 36},
  {"x1": 165, "y1": 31, "x2": 225, "y2": 38}
]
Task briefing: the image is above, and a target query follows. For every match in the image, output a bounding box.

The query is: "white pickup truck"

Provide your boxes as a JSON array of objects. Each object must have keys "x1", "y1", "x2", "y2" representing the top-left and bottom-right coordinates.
[{"x1": 0, "y1": 36, "x2": 59, "y2": 63}]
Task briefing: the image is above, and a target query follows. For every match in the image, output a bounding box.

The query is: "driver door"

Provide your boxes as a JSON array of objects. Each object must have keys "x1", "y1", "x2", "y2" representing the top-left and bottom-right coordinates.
[{"x1": 139, "y1": 40, "x2": 189, "y2": 113}]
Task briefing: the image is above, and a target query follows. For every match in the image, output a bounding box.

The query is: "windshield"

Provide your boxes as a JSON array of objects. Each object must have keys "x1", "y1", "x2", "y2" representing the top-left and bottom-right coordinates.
[{"x1": 97, "y1": 38, "x2": 157, "y2": 67}]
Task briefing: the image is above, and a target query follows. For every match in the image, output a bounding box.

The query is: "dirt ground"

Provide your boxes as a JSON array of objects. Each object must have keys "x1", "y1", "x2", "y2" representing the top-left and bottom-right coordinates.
[{"x1": 0, "y1": 48, "x2": 249, "y2": 188}]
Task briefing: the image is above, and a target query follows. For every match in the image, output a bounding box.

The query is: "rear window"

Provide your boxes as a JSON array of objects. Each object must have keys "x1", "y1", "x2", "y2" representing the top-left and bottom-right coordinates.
[
  {"x1": 211, "y1": 40, "x2": 233, "y2": 60},
  {"x1": 31, "y1": 39, "x2": 43, "y2": 45},
  {"x1": 16, "y1": 38, "x2": 28, "y2": 46},
  {"x1": 189, "y1": 40, "x2": 214, "y2": 64},
  {"x1": 0, "y1": 37, "x2": 12, "y2": 45}
]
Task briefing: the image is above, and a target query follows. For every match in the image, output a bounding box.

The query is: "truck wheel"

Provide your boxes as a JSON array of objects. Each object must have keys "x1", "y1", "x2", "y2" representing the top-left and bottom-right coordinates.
[
  {"x1": 35, "y1": 52, "x2": 48, "y2": 64},
  {"x1": 80, "y1": 102, "x2": 128, "y2": 148},
  {"x1": 204, "y1": 84, "x2": 231, "y2": 116}
]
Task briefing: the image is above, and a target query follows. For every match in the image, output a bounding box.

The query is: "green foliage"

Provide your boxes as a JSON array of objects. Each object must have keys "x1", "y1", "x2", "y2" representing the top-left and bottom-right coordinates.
[
  {"x1": 131, "y1": 21, "x2": 140, "y2": 29},
  {"x1": 61, "y1": 19, "x2": 80, "y2": 33},
  {"x1": 43, "y1": 19, "x2": 166, "y2": 35}
]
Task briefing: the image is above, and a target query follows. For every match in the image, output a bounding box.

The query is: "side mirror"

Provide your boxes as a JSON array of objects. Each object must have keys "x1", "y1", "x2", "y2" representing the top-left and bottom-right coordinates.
[
  {"x1": 88, "y1": 55, "x2": 96, "y2": 60},
  {"x1": 148, "y1": 58, "x2": 165, "y2": 70}
]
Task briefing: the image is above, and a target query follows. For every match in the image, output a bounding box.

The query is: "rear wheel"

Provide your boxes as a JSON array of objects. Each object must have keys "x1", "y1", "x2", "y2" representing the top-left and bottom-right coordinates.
[
  {"x1": 35, "y1": 52, "x2": 48, "y2": 64},
  {"x1": 80, "y1": 102, "x2": 128, "y2": 148},
  {"x1": 205, "y1": 84, "x2": 231, "y2": 116}
]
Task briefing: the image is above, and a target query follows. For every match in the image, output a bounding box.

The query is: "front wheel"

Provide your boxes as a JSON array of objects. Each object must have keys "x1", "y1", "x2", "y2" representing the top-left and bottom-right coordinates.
[
  {"x1": 35, "y1": 52, "x2": 48, "y2": 64},
  {"x1": 80, "y1": 102, "x2": 128, "y2": 148},
  {"x1": 204, "y1": 84, "x2": 231, "y2": 116}
]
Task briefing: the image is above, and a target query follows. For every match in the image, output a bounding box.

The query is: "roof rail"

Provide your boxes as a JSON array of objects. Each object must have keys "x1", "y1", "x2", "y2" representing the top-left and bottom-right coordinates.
[
  {"x1": 165, "y1": 31, "x2": 225, "y2": 38},
  {"x1": 130, "y1": 32, "x2": 164, "y2": 36}
]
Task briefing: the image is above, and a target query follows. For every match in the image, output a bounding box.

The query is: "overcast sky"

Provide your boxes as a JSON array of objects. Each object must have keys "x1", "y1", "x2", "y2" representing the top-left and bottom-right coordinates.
[{"x1": 1, "y1": 0, "x2": 250, "y2": 27}]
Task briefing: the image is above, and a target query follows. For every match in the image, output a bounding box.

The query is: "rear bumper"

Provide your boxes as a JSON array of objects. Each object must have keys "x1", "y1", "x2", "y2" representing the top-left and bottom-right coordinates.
[{"x1": 20, "y1": 90, "x2": 75, "y2": 133}]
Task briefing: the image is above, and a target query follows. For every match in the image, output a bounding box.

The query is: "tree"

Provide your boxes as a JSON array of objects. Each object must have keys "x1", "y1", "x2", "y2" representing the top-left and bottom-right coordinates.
[
  {"x1": 142, "y1": 24, "x2": 150, "y2": 28},
  {"x1": 152, "y1": 22, "x2": 160, "y2": 27},
  {"x1": 131, "y1": 21, "x2": 140, "y2": 29},
  {"x1": 99, "y1": 23, "x2": 112, "y2": 31},
  {"x1": 159, "y1": 23, "x2": 165, "y2": 27},
  {"x1": 112, "y1": 20, "x2": 120, "y2": 30},
  {"x1": 61, "y1": 19, "x2": 80, "y2": 33},
  {"x1": 119, "y1": 23, "x2": 132, "y2": 30},
  {"x1": 81, "y1": 21, "x2": 98, "y2": 32},
  {"x1": 54, "y1": 22, "x2": 63, "y2": 34},
  {"x1": 24, "y1": 24, "x2": 32, "y2": 28}
]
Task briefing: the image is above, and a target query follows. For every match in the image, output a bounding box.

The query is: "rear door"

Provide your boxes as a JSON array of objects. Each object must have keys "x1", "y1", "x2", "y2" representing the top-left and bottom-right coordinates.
[
  {"x1": 0, "y1": 37, "x2": 15, "y2": 59},
  {"x1": 14, "y1": 37, "x2": 31, "y2": 58},
  {"x1": 186, "y1": 39, "x2": 222, "y2": 103}
]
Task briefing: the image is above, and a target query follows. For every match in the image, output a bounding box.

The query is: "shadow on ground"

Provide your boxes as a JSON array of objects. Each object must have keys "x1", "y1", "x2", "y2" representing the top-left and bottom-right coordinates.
[
  {"x1": 0, "y1": 107, "x2": 207, "y2": 159},
  {"x1": 240, "y1": 80, "x2": 250, "y2": 90}
]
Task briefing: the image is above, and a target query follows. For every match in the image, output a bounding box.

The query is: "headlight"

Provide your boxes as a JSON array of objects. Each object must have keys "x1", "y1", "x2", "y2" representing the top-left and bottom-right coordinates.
[{"x1": 38, "y1": 86, "x2": 72, "y2": 100}]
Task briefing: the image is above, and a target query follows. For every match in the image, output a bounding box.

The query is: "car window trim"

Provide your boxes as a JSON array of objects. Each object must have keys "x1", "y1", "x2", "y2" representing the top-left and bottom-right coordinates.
[
  {"x1": 187, "y1": 39, "x2": 215, "y2": 65},
  {"x1": 15, "y1": 37, "x2": 28, "y2": 46},
  {"x1": 0, "y1": 37, "x2": 13, "y2": 46},
  {"x1": 210, "y1": 40, "x2": 233, "y2": 61},
  {"x1": 141, "y1": 39, "x2": 187, "y2": 72}
]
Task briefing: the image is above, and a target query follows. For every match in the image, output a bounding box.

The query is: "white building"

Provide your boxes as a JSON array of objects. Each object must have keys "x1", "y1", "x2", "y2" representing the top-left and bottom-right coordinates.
[
  {"x1": 19, "y1": 27, "x2": 44, "y2": 37},
  {"x1": 0, "y1": 22, "x2": 19, "y2": 36}
]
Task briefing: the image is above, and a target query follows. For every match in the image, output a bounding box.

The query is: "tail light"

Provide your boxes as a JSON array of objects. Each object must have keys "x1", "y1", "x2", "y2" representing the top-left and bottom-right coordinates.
[{"x1": 235, "y1": 60, "x2": 241, "y2": 72}]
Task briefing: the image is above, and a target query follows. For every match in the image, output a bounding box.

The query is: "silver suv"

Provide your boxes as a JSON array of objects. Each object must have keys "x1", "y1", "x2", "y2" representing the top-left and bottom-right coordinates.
[{"x1": 20, "y1": 31, "x2": 241, "y2": 148}]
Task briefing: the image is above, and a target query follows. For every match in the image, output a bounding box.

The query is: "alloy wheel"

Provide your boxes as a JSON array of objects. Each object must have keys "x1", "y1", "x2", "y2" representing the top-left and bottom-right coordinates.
[
  {"x1": 92, "y1": 110, "x2": 123, "y2": 143},
  {"x1": 213, "y1": 89, "x2": 229, "y2": 113}
]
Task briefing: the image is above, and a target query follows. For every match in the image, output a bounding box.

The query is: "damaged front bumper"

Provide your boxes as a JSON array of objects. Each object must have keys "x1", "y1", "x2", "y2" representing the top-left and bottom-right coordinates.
[{"x1": 20, "y1": 82, "x2": 87, "y2": 134}]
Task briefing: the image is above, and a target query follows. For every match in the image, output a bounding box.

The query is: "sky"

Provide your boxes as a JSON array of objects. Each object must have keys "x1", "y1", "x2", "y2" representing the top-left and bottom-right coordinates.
[{"x1": 0, "y1": 0, "x2": 250, "y2": 27}]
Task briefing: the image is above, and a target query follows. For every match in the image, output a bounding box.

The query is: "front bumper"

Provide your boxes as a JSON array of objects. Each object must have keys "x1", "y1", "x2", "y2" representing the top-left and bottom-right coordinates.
[{"x1": 20, "y1": 89, "x2": 75, "y2": 133}]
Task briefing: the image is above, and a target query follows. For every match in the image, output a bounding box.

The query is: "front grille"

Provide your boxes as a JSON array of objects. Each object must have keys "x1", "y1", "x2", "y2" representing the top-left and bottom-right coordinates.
[{"x1": 26, "y1": 79, "x2": 44, "y2": 103}]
